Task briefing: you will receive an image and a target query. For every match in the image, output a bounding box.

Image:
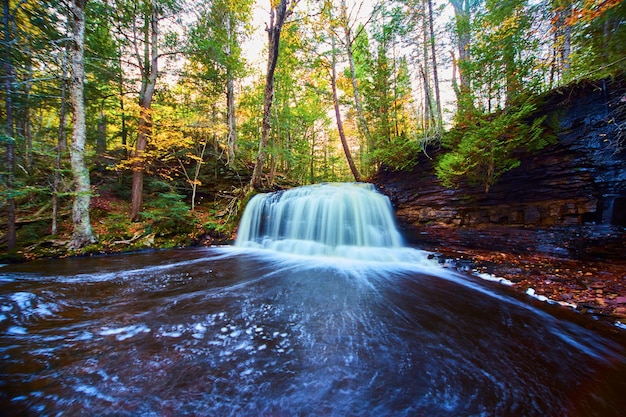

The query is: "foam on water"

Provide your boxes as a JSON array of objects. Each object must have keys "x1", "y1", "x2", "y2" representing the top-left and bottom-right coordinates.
[{"x1": 0, "y1": 248, "x2": 624, "y2": 416}]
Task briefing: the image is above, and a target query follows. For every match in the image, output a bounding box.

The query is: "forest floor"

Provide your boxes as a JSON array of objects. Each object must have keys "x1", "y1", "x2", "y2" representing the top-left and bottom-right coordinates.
[{"x1": 429, "y1": 246, "x2": 626, "y2": 327}]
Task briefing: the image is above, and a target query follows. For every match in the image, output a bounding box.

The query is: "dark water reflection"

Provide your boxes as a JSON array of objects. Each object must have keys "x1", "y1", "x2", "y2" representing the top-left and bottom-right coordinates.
[{"x1": 1, "y1": 247, "x2": 625, "y2": 416}]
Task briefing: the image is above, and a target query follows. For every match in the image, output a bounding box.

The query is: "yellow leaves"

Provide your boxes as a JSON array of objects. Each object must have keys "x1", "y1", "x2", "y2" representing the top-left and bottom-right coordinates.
[
  {"x1": 485, "y1": 13, "x2": 521, "y2": 43},
  {"x1": 184, "y1": 154, "x2": 204, "y2": 163}
]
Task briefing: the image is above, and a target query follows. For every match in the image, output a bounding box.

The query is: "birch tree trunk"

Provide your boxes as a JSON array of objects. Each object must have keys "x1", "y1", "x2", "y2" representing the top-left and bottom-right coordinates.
[
  {"x1": 2, "y1": 0, "x2": 16, "y2": 251},
  {"x1": 68, "y1": 0, "x2": 96, "y2": 249},
  {"x1": 225, "y1": 13, "x2": 237, "y2": 166}
]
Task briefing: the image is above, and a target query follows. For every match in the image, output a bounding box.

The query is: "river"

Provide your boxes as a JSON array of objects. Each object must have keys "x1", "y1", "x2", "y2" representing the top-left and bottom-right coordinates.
[{"x1": 1, "y1": 246, "x2": 625, "y2": 416}]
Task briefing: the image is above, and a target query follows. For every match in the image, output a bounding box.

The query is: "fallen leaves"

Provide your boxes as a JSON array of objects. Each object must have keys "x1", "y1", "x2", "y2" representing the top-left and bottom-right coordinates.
[{"x1": 438, "y1": 247, "x2": 626, "y2": 321}]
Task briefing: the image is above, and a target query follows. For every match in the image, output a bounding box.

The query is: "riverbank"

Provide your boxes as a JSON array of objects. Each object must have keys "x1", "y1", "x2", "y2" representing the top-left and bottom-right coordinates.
[{"x1": 427, "y1": 245, "x2": 626, "y2": 327}]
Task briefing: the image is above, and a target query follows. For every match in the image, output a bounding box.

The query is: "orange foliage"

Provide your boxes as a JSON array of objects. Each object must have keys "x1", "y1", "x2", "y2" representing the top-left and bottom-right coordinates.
[{"x1": 566, "y1": 0, "x2": 622, "y2": 25}]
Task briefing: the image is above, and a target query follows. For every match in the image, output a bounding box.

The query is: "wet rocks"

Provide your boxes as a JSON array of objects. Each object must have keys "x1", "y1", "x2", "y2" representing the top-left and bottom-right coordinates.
[
  {"x1": 375, "y1": 75, "x2": 626, "y2": 323},
  {"x1": 376, "y1": 74, "x2": 626, "y2": 260}
]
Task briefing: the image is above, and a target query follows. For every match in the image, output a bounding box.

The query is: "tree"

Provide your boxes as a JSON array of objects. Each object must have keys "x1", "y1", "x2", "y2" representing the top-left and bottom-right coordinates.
[
  {"x1": 188, "y1": 0, "x2": 253, "y2": 167},
  {"x1": 426, "y1": 0, "x2": 442, "y2": 129},
  {"x1": 250, "y1": 0, "x2": 300, "y2": 190},
  {"x1": 339, "y1": 0, "x2": 374, "y2": 156},
  {"x1": 105, "y1": 0, "x2": 182, "y2": 221},
  {"x1": 330, "y1": 26, "x2": 360, "y2": 181},
  {"x1": 548, "y1": 0, "x2": 572, "y2": 87},
  {"x1": 130, "y1": 0, "x2": 160, "y2": 221},
  {"x1": 2, "y1": 0, "x2": 16, "y2": 251},
  {"x1": 449, "y1": 0, "x2": 479, "y2": 115},
  {"x1": 565, "y1": 0, "x2": 625, "y2": 82},
  {"x1": 436, "y1": 100, "x2": 551, "y2": 193},
  {"x1": 68, "y1": 0, "x2": 96, "y2": 248}
]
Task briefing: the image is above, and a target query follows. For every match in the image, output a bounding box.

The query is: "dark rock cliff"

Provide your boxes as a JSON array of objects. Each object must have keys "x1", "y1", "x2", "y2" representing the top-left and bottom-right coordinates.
[{"x1": 375, "y1": 75, "x2": 626, "y2": 260}]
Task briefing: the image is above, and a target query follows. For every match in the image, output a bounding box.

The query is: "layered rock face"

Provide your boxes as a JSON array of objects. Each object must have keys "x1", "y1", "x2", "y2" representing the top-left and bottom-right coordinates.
[{"x1": 376, "y1": 75, "x2": 626, "y2": 260}]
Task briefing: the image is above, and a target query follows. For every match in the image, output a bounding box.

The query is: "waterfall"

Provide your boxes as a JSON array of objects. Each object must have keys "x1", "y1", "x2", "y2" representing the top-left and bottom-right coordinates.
[{"x1": 235, "y1": 183, "x2": 413, "y2": 261}]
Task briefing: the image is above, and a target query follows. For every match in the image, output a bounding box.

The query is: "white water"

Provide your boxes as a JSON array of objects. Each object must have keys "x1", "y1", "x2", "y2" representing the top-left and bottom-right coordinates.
[{"x1": 236, "y1": 183, "x2": 415, "y2": 261}]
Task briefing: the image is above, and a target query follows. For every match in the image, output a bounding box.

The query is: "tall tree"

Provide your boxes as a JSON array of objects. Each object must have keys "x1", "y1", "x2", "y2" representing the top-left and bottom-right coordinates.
[
  {"x1": 471, "y1": 0, "x2": 539, "y2": 107},
  {"x1": 250, "y1": 0, "x2": 299, "y2": 190},
  {"x1": 68, "y1": 0, "x2": 96, "y2": 248},
  {"x1": 129, "y1": 0, "x2": 159, "y2": 221},
  {"x1": 330, "y1": 25, "x2": 360, "y2": 181},
  {"x1": 426, "y1": 0, "x2": 442, "y2": 128},
  {"x1": 2, "y1": 0, "x2": 16, "y2": 251},
  {"x1": 339, "y1": 0, "x2": 374, "y2": 155},
  {"x1": 565, "y1": 0, "x2": 625, "y2": 82},
  {"x1": 549, "y1": 0, "x2": 572, "y2": 87},
  {"x1": 449, "y1": 0, "x2": 478, "y2": 115},
  {"x1": 188, "y1": 0, "x2": 253, "y2": 167}
]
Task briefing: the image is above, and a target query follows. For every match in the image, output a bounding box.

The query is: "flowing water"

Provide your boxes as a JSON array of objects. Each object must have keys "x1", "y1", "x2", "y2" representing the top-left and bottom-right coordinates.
[{"x1": 1, "y1": 183, "x2": 625, "y2": 416}]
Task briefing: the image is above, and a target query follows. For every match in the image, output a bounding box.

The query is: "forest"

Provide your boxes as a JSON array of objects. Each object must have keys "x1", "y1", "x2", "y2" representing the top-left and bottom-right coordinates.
[{"x1": 1, "y1": 0, "x2": 624, "y2": 259}]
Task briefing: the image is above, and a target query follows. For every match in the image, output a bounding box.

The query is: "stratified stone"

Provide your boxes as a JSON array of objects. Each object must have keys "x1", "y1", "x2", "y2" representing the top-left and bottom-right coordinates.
[{"x1": 375, "y1": 74, "x2": 626, "y2": 261}]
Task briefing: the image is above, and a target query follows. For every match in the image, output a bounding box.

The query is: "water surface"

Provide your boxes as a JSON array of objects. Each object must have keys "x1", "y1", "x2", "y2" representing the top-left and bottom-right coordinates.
[{"x1": 1, "y1": 247, "x2": 625, "y2": 416}]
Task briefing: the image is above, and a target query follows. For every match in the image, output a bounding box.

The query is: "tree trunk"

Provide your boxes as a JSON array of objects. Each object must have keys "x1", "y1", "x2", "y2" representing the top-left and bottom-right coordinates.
[
  {"x1": 331, "y1": 36, "x2": 360, "y2": 182},
  {"x1": 427, "y1": 0, "x2": 442, "y2": 127},
  {"x1": 226, "y1": 75, "x2": 237, "y2": 165},
  {"x1": 250, "y1": 0, "x2": 295, "y2": 190},
  {"x1": 96, "y1": 106, "x2": 107, "y2": 154},
  {"x1": 420, "y1": 65, "x2": 433, "y2": 129},
  {"x1": 53, "y1": 42, "x2": 69, "y2": 236},
  {"x1": 340, "y1": 0, "x2": 372, "y2": 152},
  {"x1": 559, "y1": 3, "x2": 571, "y2": 72},
  {"x1": 19, "y1": 62, "x2": 33, "y2": 171},
  {"x1": 2, "y1": 0, "x2": 16, "y2": 251},
  {"x1": 118, "y1": 50, "x2": 128, "y2": 147},
  {"x1": 68, "y1": 0, "x2": 96, "y2": 249},
  {"x1": 225, "y1": 13, "x2": 237, "y2": 166},
  {"x1": 130, "y1": 2, "x2": 158, "y2": 222},
  {"x1": 422, "y1": 0, "x2": 433, "y2": 129},
  {"x1": 450, "y1": 0, "x2": 473, "y2": 112}
]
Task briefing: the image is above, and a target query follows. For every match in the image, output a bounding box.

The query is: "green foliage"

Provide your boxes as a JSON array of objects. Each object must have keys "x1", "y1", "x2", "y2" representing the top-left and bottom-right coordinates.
[
  {"x1": 202, "y1": 220, "x2": 229, "y2": 237},
  {"x1": 358, "y1": 8, "x2": 419, "y2": 174},
  {"x1": 143, "y1": 192, "x2": 196, "y2": 237},
  {"x1": 566, "y1": 1, "x2": 626, "y2": 82},
  {"x1": 187, "y1": 0, "x2": 253, "y2": 91},
  {"x1": 372, "y1": 135, "x2": 421, "y2": 172},
  {"x1": 436, "y1": 100, "x2": 553, "y2": 193},
  {"x1": 463, "y1": 0, "x2": 544, "y2": 111}
]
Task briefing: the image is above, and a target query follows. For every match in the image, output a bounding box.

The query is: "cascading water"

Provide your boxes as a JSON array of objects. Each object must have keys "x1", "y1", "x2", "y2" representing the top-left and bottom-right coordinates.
[
  {"x1": 2, "y1": 185, "x2": 626, "y2": 416},
  {"x1": 235, "y1": 183, "x2": 413, "y2": 261}
]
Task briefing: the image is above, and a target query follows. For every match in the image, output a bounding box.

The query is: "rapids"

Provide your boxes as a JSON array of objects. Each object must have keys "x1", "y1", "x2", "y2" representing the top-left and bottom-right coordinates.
[{"x1": 1, "y1": 183, "x2": 625, "y2": 416}]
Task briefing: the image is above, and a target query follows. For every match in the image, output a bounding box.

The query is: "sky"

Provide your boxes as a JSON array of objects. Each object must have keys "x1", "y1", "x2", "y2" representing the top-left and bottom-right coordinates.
[
  {"x1": 244, "y1": 0, "x2": 457, "y2": 120},
  {"x1": 245, "y1": 0, "x2": 379, "y2": 66}
]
